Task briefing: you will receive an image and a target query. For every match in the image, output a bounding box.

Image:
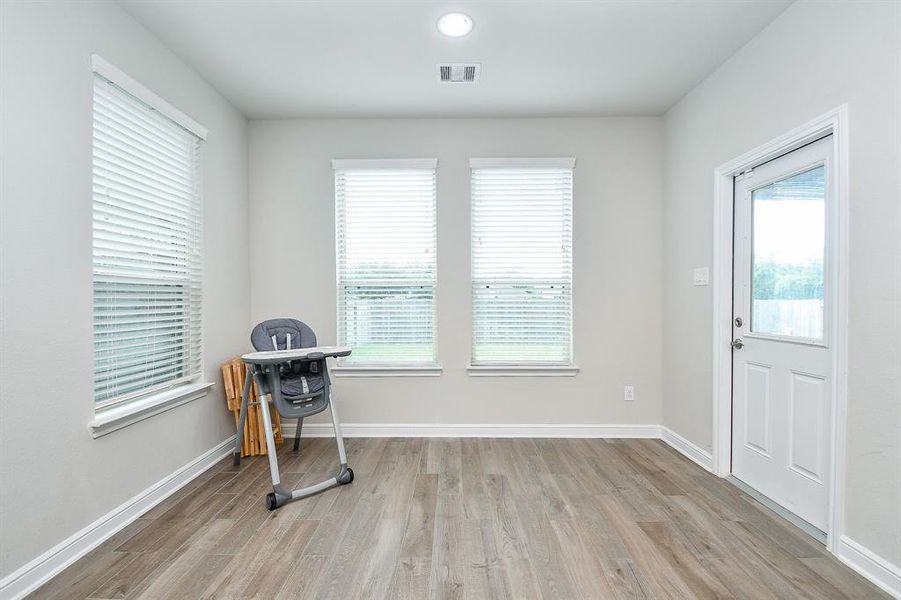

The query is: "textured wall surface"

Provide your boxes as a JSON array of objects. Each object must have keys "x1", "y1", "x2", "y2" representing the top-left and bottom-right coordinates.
[
  {"x1": 0, "y1": 0, "x2": 249, "y2": 577},
  {"x1": 249, "y1": 117, "x2": 664, "y2": 427},
  {"x1": 662, "y1": 0, "x2": 900, "y2": 566}
]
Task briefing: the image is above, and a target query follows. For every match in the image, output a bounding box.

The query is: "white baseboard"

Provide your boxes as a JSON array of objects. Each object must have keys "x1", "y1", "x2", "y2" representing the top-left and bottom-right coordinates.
[
  {"x1": 0, "y1": 436, "x2": 236, "y2": 600},
  {"x1": 837, "y1": 536, "x2": 901, "y2": 598},
  {"x1": 282, "y1": 422, "x2": 662, "y2": 439},
  {"x1": 660, "y1": 426, "x2": 714, "y2": 472}
]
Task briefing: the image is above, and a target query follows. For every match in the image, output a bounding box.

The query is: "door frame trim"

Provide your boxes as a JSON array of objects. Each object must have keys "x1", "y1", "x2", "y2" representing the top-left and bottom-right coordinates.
[{"x1": 711, "y1": 105, "x2": 849, "y2": 553}]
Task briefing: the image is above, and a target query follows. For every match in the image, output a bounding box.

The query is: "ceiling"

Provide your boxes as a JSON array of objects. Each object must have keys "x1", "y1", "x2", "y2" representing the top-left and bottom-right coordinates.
[{"x1": 120, "y1": 0, "x2": 792, "y2": 119}]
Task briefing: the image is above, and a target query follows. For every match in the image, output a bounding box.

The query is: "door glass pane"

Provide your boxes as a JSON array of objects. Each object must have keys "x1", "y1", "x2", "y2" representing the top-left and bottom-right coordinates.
[{"x1": 751, "y1": 165, "x2": 825, "y2": 340}]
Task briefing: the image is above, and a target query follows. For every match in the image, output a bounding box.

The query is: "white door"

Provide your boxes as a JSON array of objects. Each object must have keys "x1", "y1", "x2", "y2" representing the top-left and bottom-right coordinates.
[{"x1": 732, "y1": 135, "x2": 834, "y2": 533}]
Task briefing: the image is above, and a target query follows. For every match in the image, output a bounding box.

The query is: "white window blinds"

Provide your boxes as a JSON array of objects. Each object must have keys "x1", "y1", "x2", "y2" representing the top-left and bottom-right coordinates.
[
  {"x1": 334, "y1": 159, "x2": 437, "y2": 365},
  {"x1": 92, "y1": 71, "x2": 203, "y2": 407},
  {"x1": 470, "y1": 158, "x2": 574, "y2": 365}
]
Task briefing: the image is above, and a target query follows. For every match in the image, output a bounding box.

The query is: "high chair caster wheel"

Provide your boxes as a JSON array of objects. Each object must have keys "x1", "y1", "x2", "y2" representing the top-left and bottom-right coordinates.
[
  {"x1": 338, "y1": 467, "x2": 354, "y2": 485},
  {"x1": 266, "y1": 492, "x2": 278, "y2": 511}
]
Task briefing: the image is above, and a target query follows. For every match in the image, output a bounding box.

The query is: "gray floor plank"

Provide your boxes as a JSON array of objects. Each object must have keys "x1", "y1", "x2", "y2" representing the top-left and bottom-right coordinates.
[{"x1": 30, "y1": 438, "x2": 888, "y2": 600}]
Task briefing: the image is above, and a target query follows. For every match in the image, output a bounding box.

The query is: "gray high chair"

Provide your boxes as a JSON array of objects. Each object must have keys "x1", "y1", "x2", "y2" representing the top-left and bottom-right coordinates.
[{"x1": 233, "y1": 318, "x2": 354, "y2": 510}]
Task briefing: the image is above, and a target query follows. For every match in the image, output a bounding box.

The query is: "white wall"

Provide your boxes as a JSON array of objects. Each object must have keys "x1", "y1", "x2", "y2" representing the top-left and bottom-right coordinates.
[
  {"x1": 662, "y1": 0, "x2": 900, "y2": 567},
  {"x1": 249, "y1": 118, "x2": 663, "y2": 427},
  {"x1": 0, "y1": 1, "x2": 249, "y2": 578},
  {"x1": 4, "y1": 0, "x2": 896, "y2": 588}
]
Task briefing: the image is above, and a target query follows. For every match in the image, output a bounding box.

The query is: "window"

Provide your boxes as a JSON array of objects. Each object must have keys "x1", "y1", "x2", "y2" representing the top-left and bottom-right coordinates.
[
  {"x1": 751, "y1": 165, "x2": 825, "y2": 340},
  {"x1": 92, "y1": 58, "x2": 206, "y2": 409},
  {"x1": 334, "y1": 159, "x2": 438, "y2": 366},
  {"x1": 470, "y1": 158, "x2": 574, "y2": 366}
]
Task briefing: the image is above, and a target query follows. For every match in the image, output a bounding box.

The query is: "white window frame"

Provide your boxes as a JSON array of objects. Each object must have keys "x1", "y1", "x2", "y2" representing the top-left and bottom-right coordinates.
[
  {"x1": 88, "y1": 56, "x2": 211, "y2": 437},
  {"x1": 331, "y1": 158, "x2": 442, "y2": 377},
  {"x1": 468, "y1": 157, "x2": 578, "y2": 377}
]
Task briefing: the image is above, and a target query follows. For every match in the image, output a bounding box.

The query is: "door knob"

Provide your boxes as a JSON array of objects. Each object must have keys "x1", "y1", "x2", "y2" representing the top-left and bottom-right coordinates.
[{"x1": 731, "y1": 339, "x2": 744, "y2": 350}]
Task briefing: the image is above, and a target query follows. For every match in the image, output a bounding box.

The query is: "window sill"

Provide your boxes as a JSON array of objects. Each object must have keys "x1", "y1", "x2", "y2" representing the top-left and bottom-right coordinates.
[
  {"x1": 467, "y1": 365, "x2": 580, "y2": 377},
  {"x1": 332, "y1": 365, "x2": 443, "y2": 378},
  {"x1": 89, "y1": 381, "x2": 214, "y2": 438}
]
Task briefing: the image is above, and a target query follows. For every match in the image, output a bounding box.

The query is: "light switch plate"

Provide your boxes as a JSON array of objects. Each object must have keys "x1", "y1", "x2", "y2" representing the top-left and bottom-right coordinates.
[{"x1": 693, "y1": 267, "x2": 710, "y2": 286}]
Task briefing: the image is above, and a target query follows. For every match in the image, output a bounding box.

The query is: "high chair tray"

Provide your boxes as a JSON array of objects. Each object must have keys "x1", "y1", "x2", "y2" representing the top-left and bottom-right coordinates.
[{"x1": 242, "y1": 346, "x2": 352, "y2": 364}]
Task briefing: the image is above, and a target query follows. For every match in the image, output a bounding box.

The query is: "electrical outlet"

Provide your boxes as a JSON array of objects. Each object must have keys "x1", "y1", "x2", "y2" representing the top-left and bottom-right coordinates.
[{"x1": 624, "y1": 385, "x2": 635, "y2": 402}]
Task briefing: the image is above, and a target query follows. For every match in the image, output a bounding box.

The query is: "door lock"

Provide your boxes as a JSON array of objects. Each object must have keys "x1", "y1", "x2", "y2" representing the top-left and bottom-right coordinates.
[
  {"x1": 731, "y1": 339, "x2": 744, "y2": 350},
  {"x1": 734, "y1": 317, "x2": 743, "y2": 327}
]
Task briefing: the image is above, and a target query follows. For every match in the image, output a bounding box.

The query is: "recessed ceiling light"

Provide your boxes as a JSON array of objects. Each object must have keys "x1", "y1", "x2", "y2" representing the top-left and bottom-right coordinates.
[{"x1": 437, "y1": 12, "x2": 473, "y2": 37}]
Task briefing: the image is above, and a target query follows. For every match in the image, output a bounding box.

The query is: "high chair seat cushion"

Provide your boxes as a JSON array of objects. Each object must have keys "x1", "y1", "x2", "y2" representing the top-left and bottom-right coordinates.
[
  {"x1": 251, "y1": 318, "x2": 317, "y2": 351},
  {"x1": 281, "y1": 371, "x2": 325, "y2": 398},
  {"x1": 250, "y1": 318, "x2": 326, "y2": 400}
]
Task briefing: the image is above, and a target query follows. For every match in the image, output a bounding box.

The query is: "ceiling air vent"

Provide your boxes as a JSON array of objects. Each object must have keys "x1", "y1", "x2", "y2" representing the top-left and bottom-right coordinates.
[{"x1": 437, "y1": 63, "x2": 480, "y2": 84}]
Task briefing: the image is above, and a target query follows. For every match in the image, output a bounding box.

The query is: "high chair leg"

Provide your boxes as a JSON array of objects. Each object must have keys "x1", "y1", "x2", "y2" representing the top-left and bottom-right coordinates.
[
  {"x1": 293, "y1": 417, "x2": 302, "y2": 451},
  {"x1": 258, "y1": 385, "x2": 353, "y2": 511},
  {"x1": 330, "y1": 391, "x2": 349, "y2": 470},
  {"x1": 327, "y1": 391, "x2": 353, "y2": 485},
  {"x1": 232, "y1": 370, "x2": 252, "y2": 466},
  {"x1": 257, "y1": 390, "x2": 282, "y2": 486}
]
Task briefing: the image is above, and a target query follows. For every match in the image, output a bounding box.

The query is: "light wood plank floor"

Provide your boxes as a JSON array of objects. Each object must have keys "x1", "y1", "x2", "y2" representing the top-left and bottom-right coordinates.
[{"x1": 30, "y1": 438, "x2": 887, "y2": 599}]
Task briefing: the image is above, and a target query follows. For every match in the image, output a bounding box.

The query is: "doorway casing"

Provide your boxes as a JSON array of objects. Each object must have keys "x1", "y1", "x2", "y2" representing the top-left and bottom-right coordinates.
[{"x1": 710, "y1": 105, "x2": 849, "y2": 554}]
